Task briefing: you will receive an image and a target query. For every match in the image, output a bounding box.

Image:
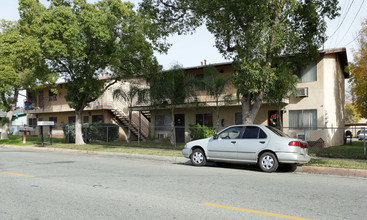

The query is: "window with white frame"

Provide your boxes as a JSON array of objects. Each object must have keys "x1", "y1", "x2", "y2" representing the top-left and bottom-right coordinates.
[
  {"x1": 289, "y1": 109, "x2": 317, "y2": 130},
  {"x1": 295, "y1": 61, "x2": 317, "y2": 83}
]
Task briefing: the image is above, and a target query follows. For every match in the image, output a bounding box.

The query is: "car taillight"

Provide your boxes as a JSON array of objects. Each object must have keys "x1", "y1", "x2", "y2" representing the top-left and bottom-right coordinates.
[
  {"x1": 289, "y1": 141, "x2": 308, "y2": 148},
  {"x1": 300, "y1": 142, "x2": 309, "y2": 148}
]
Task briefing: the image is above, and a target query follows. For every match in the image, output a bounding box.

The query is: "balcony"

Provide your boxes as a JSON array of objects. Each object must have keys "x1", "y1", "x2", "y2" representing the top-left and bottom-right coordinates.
[{"x1": 25, "y1": 98, "x2": 115, "y2": 114}]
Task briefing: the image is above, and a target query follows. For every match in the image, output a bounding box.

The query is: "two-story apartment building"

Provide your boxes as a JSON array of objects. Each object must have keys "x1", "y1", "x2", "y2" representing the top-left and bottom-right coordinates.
[
  {"x1": 137, "y1": 48, "x2": 348, "y2": 147},
  {"x1": 25, "y1": 79, "x2": 150, "y2": 141}
]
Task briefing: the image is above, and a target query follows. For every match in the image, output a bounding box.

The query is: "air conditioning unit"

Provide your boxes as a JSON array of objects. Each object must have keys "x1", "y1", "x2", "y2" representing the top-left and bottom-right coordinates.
[
  {"x1": 296, "y1": 88, "x2": 308, "y2": 97},
  {"x1": 157, "y1": 133, "x2": 167, "y2": 139},
  {"x1": 296, "y1": 132, "x2": 307, "y2": 140}
]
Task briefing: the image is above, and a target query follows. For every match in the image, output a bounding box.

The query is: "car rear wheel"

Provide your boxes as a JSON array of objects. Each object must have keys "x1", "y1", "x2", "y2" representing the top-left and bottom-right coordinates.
[
  {"x1": 190, "y1": 149, "x2": 206, "y2": 166},
  {"x1": 259, "y1": 152, "x2": 278, "y2": 172}
]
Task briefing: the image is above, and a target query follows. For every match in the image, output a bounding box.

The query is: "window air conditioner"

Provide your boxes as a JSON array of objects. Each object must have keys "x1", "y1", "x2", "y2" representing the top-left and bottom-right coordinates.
[
  {"x1": 158, "y1": 133, "x2": 167, "y2": 139},
  {"x1": 296, "y1": 88, "x2": 308, "y2": 97},
  {"x1": 296, "y1": 132, "x2": 307, "y2": 140}
]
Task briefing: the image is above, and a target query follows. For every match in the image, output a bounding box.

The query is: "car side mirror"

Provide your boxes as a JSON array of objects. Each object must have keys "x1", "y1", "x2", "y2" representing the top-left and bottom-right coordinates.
[{"x1": 213, "y1": 134, "x2": 218, "y2": 140}]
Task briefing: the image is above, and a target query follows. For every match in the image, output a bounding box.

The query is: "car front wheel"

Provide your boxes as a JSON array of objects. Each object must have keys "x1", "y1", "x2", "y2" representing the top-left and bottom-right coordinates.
[
  {"x1": 259, "y1": 152, "x2": 278, "y2": 172},
  {"x1": 190, "y1": 149, "x2": 206, "y2": 166}
]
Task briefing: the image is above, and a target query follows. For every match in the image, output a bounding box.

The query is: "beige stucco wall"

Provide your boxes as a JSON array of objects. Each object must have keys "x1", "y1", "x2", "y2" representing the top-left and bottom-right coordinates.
[
  {"x1": 25, "y1": 80, "x2": 151, "y2": 141},
  {"x1": 150, "y1": 104, "x2": 280, "y2": 143},
  {"x1": 322, "y1": 54, "x2": 345, "y2": 146},
  {"x1": 151, "y1": 54, "x2": 347, "y2": 147},
  {"x1": 27, "y1": 109, "x2": 130, "y2": 141},
  {"x1": 275, "y1": 54, "x2": 345, "y2": 147}
]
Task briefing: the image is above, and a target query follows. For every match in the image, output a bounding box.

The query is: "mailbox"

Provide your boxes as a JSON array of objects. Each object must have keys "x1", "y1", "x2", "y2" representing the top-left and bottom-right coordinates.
[
  {"x1": 37, "y1": 121, "x2": 55, "y2": 146},
  {"x1": 19, "y1": 126, "x2": 33, "y2": 144}
]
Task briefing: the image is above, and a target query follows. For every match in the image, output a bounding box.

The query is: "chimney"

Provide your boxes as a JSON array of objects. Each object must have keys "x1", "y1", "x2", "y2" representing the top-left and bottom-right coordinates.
[
  {"x1": 204, "y1": 59, "x2": 207, "y2": 65},
  {"x1": 201, "y1": 61, "x2": 203, "y2": 66}
]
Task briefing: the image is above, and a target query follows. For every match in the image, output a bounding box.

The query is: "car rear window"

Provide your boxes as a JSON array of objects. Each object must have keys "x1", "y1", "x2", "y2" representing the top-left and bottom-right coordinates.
[
  {"x1": 266, "y1": 126, "x2": 290, "y2": 137},
  {"x1": 242, "y1": 126, "x2": 267, "y2": 139}
]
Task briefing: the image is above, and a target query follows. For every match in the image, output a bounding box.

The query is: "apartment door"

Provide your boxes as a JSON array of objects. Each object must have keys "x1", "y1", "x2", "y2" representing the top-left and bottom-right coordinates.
[
  {"x1": 175, "y1": 114, "x2": 185, "y2": 143},
  {"x1": 268, "y1": 110, "x2": 283, "y2": 128}
]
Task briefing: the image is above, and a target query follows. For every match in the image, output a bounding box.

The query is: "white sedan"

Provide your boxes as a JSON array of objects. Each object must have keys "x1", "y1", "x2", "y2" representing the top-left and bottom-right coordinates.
[
  {"x1": 182, "y1": 125, "x2": 310, "y2": 172},
  {"x1": 358, "y1": 130, "x2": 367, "y2": 140}
]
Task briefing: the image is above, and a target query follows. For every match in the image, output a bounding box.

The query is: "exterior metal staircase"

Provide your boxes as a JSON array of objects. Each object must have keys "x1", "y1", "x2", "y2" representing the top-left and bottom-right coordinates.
[{"x1": 110, "y1": 108, "x2": 148, "y2": 141}]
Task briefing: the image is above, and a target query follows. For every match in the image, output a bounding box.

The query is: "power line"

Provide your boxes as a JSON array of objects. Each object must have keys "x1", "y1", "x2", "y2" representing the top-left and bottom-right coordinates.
[
  {"x1": 344, "y1": 32, "x2": 361, "y2": 47},
  {"x1": 337, "y1": 0, "x2": 365, "y2": 46},
  {"x1": 328, "y1": 0, "x2": 354, "y2": 40},
  {"x1": 335, "y1": 0, "x2": 349, "y2": 30}
]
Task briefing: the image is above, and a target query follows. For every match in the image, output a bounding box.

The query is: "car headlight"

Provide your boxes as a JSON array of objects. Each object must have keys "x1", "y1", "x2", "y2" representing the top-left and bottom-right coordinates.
[{"x1": 184, "y1": 144, "x2": 187, "y2": 149}]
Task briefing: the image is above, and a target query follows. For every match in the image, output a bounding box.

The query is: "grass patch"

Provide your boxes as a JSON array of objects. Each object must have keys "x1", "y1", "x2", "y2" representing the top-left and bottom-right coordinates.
[
  {"x1": 308, "y1": 141, "x2": 367, "y2": 160},
  {"x1": 0, "y1": 135, "x2": 66, "y2": 145},
  {"x1": 44, "y1": 143, "x2": 183, "y2": 157},
  {"x1": 308, "y1": 158, "x2": 367, "y2": 170}
]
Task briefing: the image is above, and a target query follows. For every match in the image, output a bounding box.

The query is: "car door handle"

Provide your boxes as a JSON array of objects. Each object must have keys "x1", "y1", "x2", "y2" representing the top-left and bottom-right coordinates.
[
  {"x1": 259, "y1": 141, "x2": 265, "y2": 144},
  {"x1": 231, "y1": 141, "x2": 236, "y2": 144}
]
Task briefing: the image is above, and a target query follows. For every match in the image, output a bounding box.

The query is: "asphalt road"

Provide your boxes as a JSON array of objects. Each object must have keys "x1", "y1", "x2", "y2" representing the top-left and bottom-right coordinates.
[{"x1": 1, "y1": 147, "x2": 366, "y2": 220}]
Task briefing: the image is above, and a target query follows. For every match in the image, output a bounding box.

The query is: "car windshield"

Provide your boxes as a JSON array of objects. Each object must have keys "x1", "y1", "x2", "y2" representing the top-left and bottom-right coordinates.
[
  {"x1": 360, "y1": 130, "x2": 367, "y2": 134},
  {"x1": 266, "y1": 126, "x2": 290, "y2": 137}
]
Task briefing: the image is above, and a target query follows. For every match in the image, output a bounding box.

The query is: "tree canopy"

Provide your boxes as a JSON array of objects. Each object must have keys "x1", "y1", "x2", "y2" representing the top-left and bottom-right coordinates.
[
  {"x1": 141, "y1": 0, "x2": 340, "y2": 123},
  {"x1": 0, "y1": 20, "x2": 56, "y2": 139},
  {"x1": 344, "y1": 102, "x2": 362, "y2": 124},
  {"x1": 148, "y1": 65, "x2": 196, "y2": 145},
  {"x1": 349, "y1": 19, "x2": 367, "y2": 118},
  {"x1": 18, "y1": 0, "x2": 165, "y2": 144}
]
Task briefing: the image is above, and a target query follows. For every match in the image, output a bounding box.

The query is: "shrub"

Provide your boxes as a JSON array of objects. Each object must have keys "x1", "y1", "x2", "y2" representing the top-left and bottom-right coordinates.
[
  {"x1": 61, "y1": 123, "x2": 119, "y2": 143},
  {"x1": 189, "y1": 123, "x2": 216, "y2": 140}
]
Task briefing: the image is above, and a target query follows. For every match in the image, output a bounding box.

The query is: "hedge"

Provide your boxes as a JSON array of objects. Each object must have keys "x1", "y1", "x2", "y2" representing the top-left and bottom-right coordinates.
[{"x1": 188, "y1": 123, "x2": 216, "y2": 140}]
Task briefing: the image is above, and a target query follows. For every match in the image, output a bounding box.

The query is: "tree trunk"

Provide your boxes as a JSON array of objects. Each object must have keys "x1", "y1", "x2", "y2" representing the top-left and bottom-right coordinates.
[
  {"x1": 241, "y1": 92, "x2": 264, "y2": 124},
  {"x1": 75, "y1": 109, "x2": 85, "y2": 145},
  {"x1": 127, "y1": 108, "x2": 132, "y2": 143},
  {"x1": 1, "y1": 88, "x2": 19, "y2": 140},
  {"x1": 170, "y1": 106, "x2": 175, "y2": 146},
  {"x1": 278, "y1": 105, "x2": 283, "y2": 131},
  {"x1": 216, "y1": 100, "x2": 220, "y2": 131}
]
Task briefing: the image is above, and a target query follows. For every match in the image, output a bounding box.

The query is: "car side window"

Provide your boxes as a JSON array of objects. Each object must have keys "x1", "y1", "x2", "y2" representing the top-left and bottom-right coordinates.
[
  {"x1": 259, "y1": 129, "x2": 267, "y2": 139},
  {"x1": 218, "y1": 126, "x2": 242, "y2": 139},
  {"x1": 242, "y1": 126, "x2": 267, "y2": 139}
]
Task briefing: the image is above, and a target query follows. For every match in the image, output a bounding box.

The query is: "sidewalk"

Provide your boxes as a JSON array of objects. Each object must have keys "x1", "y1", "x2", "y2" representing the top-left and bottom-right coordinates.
[{"x1": 1, "y1": 144, "x2": 367, "y2": 178}]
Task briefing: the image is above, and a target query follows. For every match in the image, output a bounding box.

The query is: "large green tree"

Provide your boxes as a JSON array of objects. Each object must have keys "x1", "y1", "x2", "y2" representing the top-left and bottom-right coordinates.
[
  {"x1": 0, "y1": 20, "x2": 55, "y2": 139},
  {"x1": 148, "y1": 65, "x2": 196, "y2": 145},
  {"x1": 19, "y1": 0, "x2": 165, "y2": 145},
  {"x1": 349, "y1": 19, "x2": 367, "y2": 118},
  {"x1": 141, "y1": 0, "x2": 340, "y2": 123},
  {"x1": 266, "y1": 61, "x2": 299, "y2": 129}
]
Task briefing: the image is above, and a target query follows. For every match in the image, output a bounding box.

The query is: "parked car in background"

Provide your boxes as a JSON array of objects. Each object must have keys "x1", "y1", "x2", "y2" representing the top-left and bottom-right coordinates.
[
  {"x1": 182, "y1": 125, "x2": 310, "y2": 172},
  {"x1": 358, "y1": 130, "x2": 367, "y2": 140}
]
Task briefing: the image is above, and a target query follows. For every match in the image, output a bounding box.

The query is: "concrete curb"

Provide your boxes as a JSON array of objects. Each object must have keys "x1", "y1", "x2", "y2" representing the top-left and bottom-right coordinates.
[
  {"x1": 1, "y1": 144, "x2": 366, "y2": 178},
  {"x1": 300, "y1": 166, "x2": 367, "y2": 178}
]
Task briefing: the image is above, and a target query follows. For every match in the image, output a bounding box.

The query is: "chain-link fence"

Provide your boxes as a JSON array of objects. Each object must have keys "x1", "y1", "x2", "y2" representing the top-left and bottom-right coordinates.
[{"x1": 9, "y1": 123, "x2": 366, "y2": 155}]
